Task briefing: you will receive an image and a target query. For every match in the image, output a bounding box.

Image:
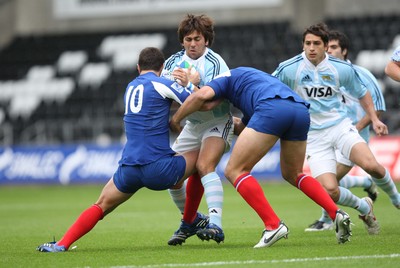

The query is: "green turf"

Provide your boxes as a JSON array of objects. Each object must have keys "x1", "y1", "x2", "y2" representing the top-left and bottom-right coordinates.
[{"x1": 1, "y1": 182, "x2": 400, "y2": 268}]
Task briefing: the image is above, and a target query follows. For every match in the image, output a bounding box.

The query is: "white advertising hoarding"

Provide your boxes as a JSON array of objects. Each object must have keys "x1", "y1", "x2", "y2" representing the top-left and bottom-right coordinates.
[{"x1": 53, "y1": 0, "x2": 282, "y2": 19}]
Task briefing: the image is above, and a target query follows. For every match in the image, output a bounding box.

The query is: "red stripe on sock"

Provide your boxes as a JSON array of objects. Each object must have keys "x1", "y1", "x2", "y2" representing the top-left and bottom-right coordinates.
[{"x1": 233, "y1": 172, "x2": 251, "y2": 189}]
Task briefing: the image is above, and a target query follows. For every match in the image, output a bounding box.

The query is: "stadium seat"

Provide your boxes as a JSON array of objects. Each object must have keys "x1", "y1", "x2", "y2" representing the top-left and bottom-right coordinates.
[
  {"x1": 1, "y1": 15, "x2": 400, "y2": 146},
  {"x1": 57, "y1": 51, "x2": 88, "y2": 75},
  {"x1": 26, "y1": 65, "x2": 55, "y2": 81},
  {"x1": 78, "y1": 63, "x2": 111, "y2": 89}
]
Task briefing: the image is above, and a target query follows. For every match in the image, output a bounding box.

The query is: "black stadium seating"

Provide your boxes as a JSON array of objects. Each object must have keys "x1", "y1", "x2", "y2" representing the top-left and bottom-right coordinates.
[{"x1": 0, "y1": 15, "x2": 399, "y2": 146}]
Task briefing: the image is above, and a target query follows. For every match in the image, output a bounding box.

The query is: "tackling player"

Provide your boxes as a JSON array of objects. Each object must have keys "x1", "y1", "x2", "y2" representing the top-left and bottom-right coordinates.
[
  {"x1": 36, "y1": 47, "x2": 198, "y2": 252},
  {"x1": 170, "y1": 67, "x2": 353, "y2": 247}
]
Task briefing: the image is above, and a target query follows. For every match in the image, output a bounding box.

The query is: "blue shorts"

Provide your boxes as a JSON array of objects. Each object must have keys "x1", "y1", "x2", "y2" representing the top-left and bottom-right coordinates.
[
  {"x1": 247, "y1": 98, "x2": 310, "y2": 141},
  {"x1": 113, "y1": 155, "x2": 186, "y2": 194}
]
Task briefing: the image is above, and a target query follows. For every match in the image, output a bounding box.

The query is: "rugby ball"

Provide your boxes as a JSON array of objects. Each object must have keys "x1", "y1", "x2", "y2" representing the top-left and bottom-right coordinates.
[{"x1": 177, "y1": 61, "x2": 196, "y2": 74}]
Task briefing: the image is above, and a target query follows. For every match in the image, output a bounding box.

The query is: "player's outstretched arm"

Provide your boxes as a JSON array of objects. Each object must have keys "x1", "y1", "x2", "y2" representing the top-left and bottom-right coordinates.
[{"x1": 170, "y1": 86, "x2": 215, "y2": 132}]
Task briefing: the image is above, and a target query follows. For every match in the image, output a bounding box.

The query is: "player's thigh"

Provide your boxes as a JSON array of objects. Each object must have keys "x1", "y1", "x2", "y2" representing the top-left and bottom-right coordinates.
[
  {"x1": 226, "y1": 127, "x2": 278, "y2": 180},
  {"x1": 197, "y1": 136, "x2": 226, "y2": 175},
  {"x1": 349, "y1": 142, "x2": 383, "y2": 174},
  {"x1": 96, "y1": 177, "x2": 133, "y2": 214},
  {"x1": 280, "y1": 140, "x2": 307, "y2": 183},
  {"x1": 180, "y1": 149, "x2": 199, "y2": 179}
]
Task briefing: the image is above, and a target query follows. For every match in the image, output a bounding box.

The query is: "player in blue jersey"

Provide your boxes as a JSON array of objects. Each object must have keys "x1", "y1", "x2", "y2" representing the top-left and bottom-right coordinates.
[
  {"x1": 36, "y1": 47, "x2": 199, "y2": 252},
  {"x1": 162, "y1": 14, "x2": 233, "y2": 245},
  {"x1": 170, "y1": 67, "x2": 353, "y2": 247},
  {"x1": 306, "y1": 30, "x2": 385, "y2": 232},
  {"x1": 385, "y1": 45, "x2": 400, "y2": 82},
  {"x1": 273, "y1": 23, "x2": 400, "y2": 236}
]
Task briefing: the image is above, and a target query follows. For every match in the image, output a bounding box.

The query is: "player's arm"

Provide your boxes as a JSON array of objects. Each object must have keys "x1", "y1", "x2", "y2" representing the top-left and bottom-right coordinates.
[
  {"x1": 199, "y1": 99, "x2": 223, "y2": 111},
  {"x1": 170, "y1": 86, "x2": 215, "y2": 132},
  {"x1": 355, "y1": 110, "x2": 383, "y2": 132},
  {"x1": 359, "y1": 91, "x2": 388, "y2": 136},
  {"x1": 384, "y1": 60, "x2": 400, "y2": 82}
]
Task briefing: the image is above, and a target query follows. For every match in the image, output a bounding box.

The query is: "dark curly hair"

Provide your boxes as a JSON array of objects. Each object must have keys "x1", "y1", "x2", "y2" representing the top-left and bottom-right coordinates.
[{"x1": 177, "y1": 14, "x2": 215, "y2": 47}]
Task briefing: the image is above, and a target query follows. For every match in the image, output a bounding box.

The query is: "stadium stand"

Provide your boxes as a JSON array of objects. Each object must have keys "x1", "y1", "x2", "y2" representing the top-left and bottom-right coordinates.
[{"x1": 0, "y1": 15, "x2": 399, "y2": 146}]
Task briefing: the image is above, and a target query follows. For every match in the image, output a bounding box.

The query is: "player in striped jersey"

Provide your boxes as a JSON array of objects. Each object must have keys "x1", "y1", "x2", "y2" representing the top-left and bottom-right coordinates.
[
  {"x1": 306, "y1": 30, "x2": 386, "y2": 232},
  {"x1": 170, "y1": 67, "x2": 353, "y2": 247},
  {"x1": 385, "y1": 45, "x2": 400, "y2": 82},
  {"x1": 36, "y1": 47, "x2": 198, "y2": 252},
  {"x1": 273, "y1": 23, "x2": 400, "y2": 236},
  {"x1": 161, "y1": 14, "x2": 233, "y2": 245}
]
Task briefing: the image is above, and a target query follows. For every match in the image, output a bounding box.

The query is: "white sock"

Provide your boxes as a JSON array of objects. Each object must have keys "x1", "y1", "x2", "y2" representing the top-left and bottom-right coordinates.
[
  {"x1": 337, "y1": 186, "x2": 369, "y2": 215},
  {"x1": 339, "y1": 175, "x2": 371, "y2": 189},
  {"x1": 201, "y1": 172, "x2": 223, "y2": 228},
  {"x1": 372, "y1": 168, "x2": 400, "y2": 206},
  {"x1": 168, "y1": 179, "x2": 187, "y2": 214}
]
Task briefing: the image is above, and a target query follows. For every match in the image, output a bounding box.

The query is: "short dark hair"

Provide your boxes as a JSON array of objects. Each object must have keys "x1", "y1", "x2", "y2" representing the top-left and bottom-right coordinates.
[
  {"x1": 329, "y1": 30, "x2": 350, "y2": 60},
  {"x1": 303, "y1": 23, "x2": 330, "y2": 45},
  {"x1": 177, "y1": 14, "x2": 215, "y2": 47},
  {"x1": 138, "y1": 47, "x2": 165, "y2": 71}
]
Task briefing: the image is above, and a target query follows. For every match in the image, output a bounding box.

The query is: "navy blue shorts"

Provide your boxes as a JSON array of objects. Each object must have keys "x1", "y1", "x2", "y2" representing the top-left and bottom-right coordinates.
[
  {"x1": 247, "y1": 98, "x2": 310, "y2": 141},
  {"x1": 113, "y1": 155, "x2": 186, "y2": 194}
]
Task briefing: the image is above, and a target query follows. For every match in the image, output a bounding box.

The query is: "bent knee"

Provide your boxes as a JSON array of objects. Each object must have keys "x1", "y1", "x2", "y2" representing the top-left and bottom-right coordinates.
[
  {"x1": 196, "y1": 163, "x2": 217, "y2": 177},
  {"x1": 325, "y1": 187, "x2": 340, "y2": 201}
]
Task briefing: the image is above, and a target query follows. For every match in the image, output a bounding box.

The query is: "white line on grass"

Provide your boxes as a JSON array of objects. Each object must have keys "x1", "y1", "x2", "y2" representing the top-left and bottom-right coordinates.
[{"x1": 105, "y1": 253, "x2": 400, "y2": 268}]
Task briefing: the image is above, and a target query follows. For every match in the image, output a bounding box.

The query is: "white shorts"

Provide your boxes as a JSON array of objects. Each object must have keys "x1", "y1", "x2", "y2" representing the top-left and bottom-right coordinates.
[
  {"x1": 306, "y1": 118, "x2": 366, "y2": 178},
  {"x1": 335, "y1": 149, "x2": 354, "y2": 167},
  {"x1": 172, "y1": 115, "x2": 234, "y2": 154}
]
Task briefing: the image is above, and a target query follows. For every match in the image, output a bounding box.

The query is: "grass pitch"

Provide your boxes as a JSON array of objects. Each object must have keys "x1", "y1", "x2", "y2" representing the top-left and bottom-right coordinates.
[{"x1": 1, "y1": 181, "x2": 400, "y2": 268}]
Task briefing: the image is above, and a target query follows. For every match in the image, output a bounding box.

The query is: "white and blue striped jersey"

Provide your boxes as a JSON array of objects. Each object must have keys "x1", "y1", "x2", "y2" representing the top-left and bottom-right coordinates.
[
  {"x1": 273, "y1": 52, "x2": 366, "y2": 131},
  {"x1": 161, "y1": 48, "x2": 230, "y2": 124},
  {"x1": 119, "y1": 72, "x2": 192, "y2": 166},
  {"x1": 391, "y1": 45, "x2": 400, "y2": 62},
  {"x1": 341, "y1": 63, "x2": 386, "y2": 142}
]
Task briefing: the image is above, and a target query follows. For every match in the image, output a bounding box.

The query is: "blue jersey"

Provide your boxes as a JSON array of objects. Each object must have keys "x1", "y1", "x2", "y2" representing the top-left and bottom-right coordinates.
[
  {"x1": 161, "y1": 48, "x2": 230, "y2": 124},
  {"x1": 391, "y1": 45, "x2": 400, "y2": 62},
  {"x1": 207, "y1": 67, "x2": 309, "y2": 125},
  {"x1": 341, "y1": 64, "x2": 386, "y2": 142},
  {"x1": 119, "y1": 72, "x2": 192, "y2": 165},
  {"x1": 273, "y1": 52, "x2": 367, "y2": 131}
]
